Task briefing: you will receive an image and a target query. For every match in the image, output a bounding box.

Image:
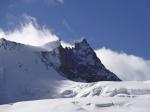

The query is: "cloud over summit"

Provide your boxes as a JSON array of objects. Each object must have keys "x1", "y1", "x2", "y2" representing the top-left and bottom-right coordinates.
[
  {"x1": 0, "y1": 15, "x2": 59, "y2": 46},
  {"x1": 0, "y1": 15, "x2": 150, "y2": 81}
]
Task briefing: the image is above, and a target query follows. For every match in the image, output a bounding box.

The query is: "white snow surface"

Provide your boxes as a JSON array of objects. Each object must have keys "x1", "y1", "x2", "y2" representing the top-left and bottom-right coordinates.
[
  {"x1": 1, "y1": 80, "x2": 150, "y2": 112},
  {"x1": 0, "y1": 92, "x2": 150, "y2": 112}
]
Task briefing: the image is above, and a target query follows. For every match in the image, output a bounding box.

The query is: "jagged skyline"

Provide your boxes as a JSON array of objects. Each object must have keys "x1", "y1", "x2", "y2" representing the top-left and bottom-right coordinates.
[{"x1": 0, "y1": 0, "x2": 150, "y2": 59}]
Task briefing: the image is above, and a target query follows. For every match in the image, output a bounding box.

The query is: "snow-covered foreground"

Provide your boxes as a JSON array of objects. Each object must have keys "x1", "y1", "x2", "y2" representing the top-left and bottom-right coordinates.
[
  {"x1": 0, "y1": 95, "x2": 150, "y2": 112},
  {"x1": 1, "y1": 81, "x2": 150, "y2": 112},
  {"x1": 67, "y1": 81, "x2": 150, "y2": 98}
]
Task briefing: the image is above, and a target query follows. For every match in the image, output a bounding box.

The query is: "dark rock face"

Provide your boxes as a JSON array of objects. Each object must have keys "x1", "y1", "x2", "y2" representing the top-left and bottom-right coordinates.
[{"x1": 57, "y1": 39, "x2": 121, "y2": 82}]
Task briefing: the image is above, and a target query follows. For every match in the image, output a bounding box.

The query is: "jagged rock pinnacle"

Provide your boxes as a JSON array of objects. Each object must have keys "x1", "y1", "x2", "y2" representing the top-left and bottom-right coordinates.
[{"x1": 48, "y1": 38, "x2": 121, "y2": 82}]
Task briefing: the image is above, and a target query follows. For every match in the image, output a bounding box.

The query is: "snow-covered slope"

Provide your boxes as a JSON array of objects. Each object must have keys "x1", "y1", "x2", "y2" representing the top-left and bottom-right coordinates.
[
  {"x1": 60, "y1": 81, "x2": 150, "y2": 98},
  {"x1": 0, "y1": 97, "x2": 150, "y2": 112},
  {"x1": 1, "y1": 81, "x2": 150, "y2": 112},
  {"x1": 0, "y1": 38, "x2": 77, "y2": 104}
]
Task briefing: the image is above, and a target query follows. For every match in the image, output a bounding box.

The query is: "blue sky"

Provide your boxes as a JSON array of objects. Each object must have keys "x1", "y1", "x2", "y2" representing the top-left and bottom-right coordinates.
[{"x1": 0, "y1": 0, "x2": 150, "y2": 59}]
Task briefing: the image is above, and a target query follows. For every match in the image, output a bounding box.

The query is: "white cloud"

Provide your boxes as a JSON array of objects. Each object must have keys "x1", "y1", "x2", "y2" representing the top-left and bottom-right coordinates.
[
  {"x1": 0, "y1": 14, "x2": 72, "y2": 49},
  {"x1": 0, "y1": 15, "x2": 59, "y2": 47},
  {"x1": 95, "y1": 48, "x2": 150, "y2": 81},
  {"x1": 62, "y1": 19, "x2": 74, "y2": 33},
  {"x1": 47, "y1": 0, "x2": 64, "y2": 5},
  {"x1": 57, "y1": 0, "x2": 64, "y2": 4}
]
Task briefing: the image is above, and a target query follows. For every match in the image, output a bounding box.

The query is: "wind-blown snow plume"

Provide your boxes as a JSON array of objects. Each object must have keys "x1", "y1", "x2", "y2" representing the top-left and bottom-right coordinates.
[
  {"x1": 0, "y1": 15, "x2": 59, "y2": 47},
  {"x1": 95, "y1": 48, "x2": 150, "y2": 81}
]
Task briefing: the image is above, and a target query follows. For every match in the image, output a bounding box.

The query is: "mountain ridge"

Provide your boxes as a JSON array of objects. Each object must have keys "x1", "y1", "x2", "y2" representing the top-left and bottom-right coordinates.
[
  {"x1": 41, "y1": 38, "x2": 121, "y2": 82},
  {"x1": 0, "y1": 38, "x2": 120, "y2": 104},
  {"x1": 0, "y1": 38, "x2": 121, "y2": 82}
]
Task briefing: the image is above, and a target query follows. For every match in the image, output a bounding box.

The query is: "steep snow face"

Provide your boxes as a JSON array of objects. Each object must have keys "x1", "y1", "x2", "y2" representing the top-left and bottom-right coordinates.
[
  {"x1": 0, "y1": 38, "x2": 76, "y2": 104},
  {"x1": 56, "y1": 39, "x2": 120, "y2": 82}
]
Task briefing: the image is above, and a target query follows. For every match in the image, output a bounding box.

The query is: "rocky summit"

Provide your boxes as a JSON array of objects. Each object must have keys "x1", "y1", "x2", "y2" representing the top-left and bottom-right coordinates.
[{"x1": 42, "y1": 39, "x2": 121, "y2": 82}]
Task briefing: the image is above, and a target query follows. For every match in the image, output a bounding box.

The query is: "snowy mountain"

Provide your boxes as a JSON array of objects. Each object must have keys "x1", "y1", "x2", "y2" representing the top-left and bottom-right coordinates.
[
  {"x1": 0, "y1": 38, "x2": 120, "y2": 104},
  {"x1": 0, "y1": 38, "x2": 71, "y2": 104},
  {"x1": 0, "y1": 38, "x2": 150, "y2": 112}
]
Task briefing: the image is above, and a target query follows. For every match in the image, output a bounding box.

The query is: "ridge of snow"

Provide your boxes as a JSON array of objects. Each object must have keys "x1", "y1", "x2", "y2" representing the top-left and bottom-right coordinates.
[{"x1": 42, "y1": 39, "x2": 61, "y2": 51}]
